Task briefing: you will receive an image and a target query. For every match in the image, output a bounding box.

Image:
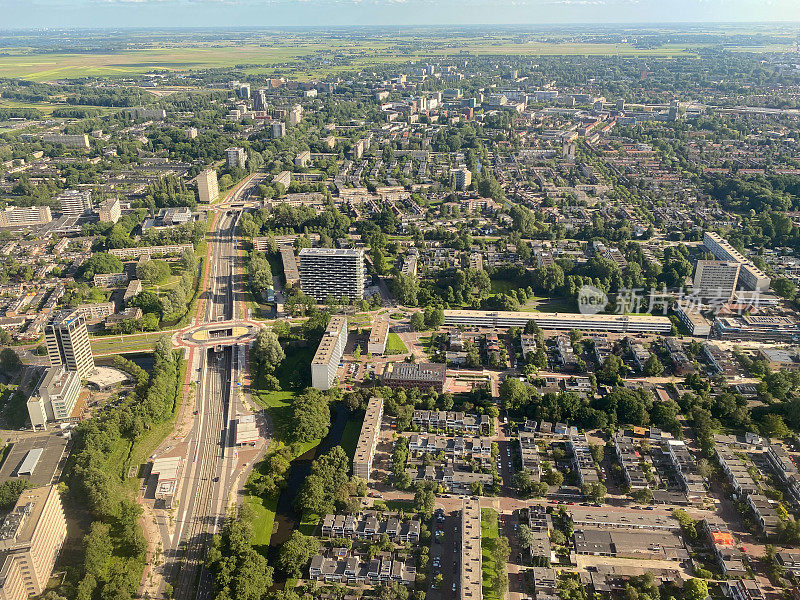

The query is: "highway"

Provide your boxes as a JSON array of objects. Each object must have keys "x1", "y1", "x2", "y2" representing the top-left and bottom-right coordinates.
[{"x1": 164, "y1": 206, "x2": 248, "y2": 600}]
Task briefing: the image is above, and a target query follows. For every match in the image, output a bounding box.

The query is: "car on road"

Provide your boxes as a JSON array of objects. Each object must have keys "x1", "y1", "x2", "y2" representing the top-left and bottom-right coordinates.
[{"x1": 452, "y1": 583, "x2": 457, "y2": 592}]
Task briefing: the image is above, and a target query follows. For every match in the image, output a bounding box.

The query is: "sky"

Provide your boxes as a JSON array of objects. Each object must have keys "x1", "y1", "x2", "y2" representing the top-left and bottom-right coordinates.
[{"x1": 0, "y1": 0, "x2": 799, "y2": 29}]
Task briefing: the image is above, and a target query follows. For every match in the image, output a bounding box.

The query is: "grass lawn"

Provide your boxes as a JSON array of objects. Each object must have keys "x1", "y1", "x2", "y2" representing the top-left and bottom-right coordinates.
[
  {"x1": 385, "y1": 332, "x2": 408, "y2": 355},
  {"x1": 340, "y1": 412, "x2": 365, "y2": 461},
  {"x1": 245, "y1": 492, "x2": 277, "y2": 550},
  {"x1": 489, "y1": 280, "x2": 520, "y2": 294},
  {"x1": 251, "y1": 389, "x2": 296, "y2": 439},
  {"x1": 481, "y1": 508, "x2": 501, "y2": 600}
]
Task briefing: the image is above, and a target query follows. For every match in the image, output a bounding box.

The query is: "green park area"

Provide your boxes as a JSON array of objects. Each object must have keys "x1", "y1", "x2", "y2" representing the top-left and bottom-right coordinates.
[{"x1": 384, "y1": 332, "x2": 408, "y2": 355}]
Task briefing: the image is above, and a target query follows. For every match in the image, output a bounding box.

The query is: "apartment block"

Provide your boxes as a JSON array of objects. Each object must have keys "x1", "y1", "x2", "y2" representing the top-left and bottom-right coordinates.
[
  {"x1": 367, "y1": 318, "x2": 389, "y2": 355},
  {"x1": 196, "y1": 168, "x2": 219, "y2": 204},
  {"x1": 109, "y1": 244, "x2": 192, "y2": 259},
  {"x1": 40, "y1": 133, "x2": 89, "y2": 149},
  {"x1": 0, "y1": 206, "x2": 52, "y2": 228},
  {"x1": 58, "y1": 189, "x2": 92, "y2": 216},
  {"x1": 461, "y1": 498, "x2": 482, "y2": 600},
  {"x1": 45, "y1": 310, "x2": 95, "y2": 379},
  {"x1": 311, "y1": 315, "x2": 347, "y2": 390},
  {"x1": 299, "y1": 247, "x2": 364, "y2": 302},
  {"x1": 353, "y1": 397, "x2": 383, "y2": 481},
  {"x1": 453, "y1": 167, "x2": 472, "y2": 190},
  {"x1": 279, "y1": 245, "x2": 300, "y2": 287},
  {"x1": 308, "y1": 550, "x2": 414, "y2": 587},
  {"x1": 98, "y1": 197, "x2": 121, "y2": 223},
  {"x1": 693, "y1": 260, "x2": 740, "y2": 301},
  {"x1": 93, "y1": 272, "x2": 129, "y2": 288},
  {"x1": 703, "y1": 231, "x2": 770, "y2": 292},
  {"x1": 225, "y1": 146, "x2": 247, "y2": 169},
  {"x1": 0, "y1": 486, "x2": 67, "y2": 600},
  {"x1": 443, "y1": 310, "x2": 672, "y2": 334},
  {"x1": 26, "y1": 366, "x2": 81, "y2": 429}
]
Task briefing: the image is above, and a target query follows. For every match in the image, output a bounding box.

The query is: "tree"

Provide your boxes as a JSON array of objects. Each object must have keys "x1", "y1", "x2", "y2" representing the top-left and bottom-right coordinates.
[
  {"x1": 410, "y1": 312, "x2": 425, "y2": 332},
  {"x1": 413, "y1": 485, "x2": 436, "y2": 519},
  {"x1": 84, "y1": 522, "x2": 113, "y2": 579},
  {"x1": 136, "y1": 259, "x2": 171, "y2": 284},
  {"x1": 773, "y1": 277, "x2": 797, "y2": 301},
  {"x1": 277, "y1": 531, "x2": 319, "y2": 578},
  {"x1": 288, "y1": 389, "x2": 331, "y2": 443},
  {"x1": 252, "y1": 328, "x2": 285, "y2": 374},
  {"x1": 0, "y1": 479, "x2": 33, "y2": 510},
  {"x1": 761, "y1": 413, "x2": 790, "y2": 438},
  {"x1": 0, "y1": 348, "x2": 21, "y2": 374},
  {"x1": 581, "y1": 482, "x2": 607, "y2": 504},
  {"x1": 643, "y1": 354, "x2": 664, "y2": 377},
  {"x1": 684, "y1": 578, "x2": 709, "y2": 600},
  {"x1": 597, "y1": 355, "x2": 623, "y2": 385}
]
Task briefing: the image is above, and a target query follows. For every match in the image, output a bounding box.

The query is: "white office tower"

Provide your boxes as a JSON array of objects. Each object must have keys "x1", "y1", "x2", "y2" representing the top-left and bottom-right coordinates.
[
  {"x1": 45, "y1": 310, "x2": 95, "y2": 380},
  {"x1": 197, "y1": 168, "x2": 219, "y2": 204},
  {"x1": 299, "y1": 248, "x2": 365, "y2": 302},
  {"x1": 27, "y1": 366, "x2": 81, "y2": 428},
  {"x1": 58, "y1": 190, "x2": 93, "y2": 216}
]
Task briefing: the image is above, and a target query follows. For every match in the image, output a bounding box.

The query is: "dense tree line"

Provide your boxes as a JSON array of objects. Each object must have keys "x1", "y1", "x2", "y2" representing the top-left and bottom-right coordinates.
[{"x1": 61, "y1": 338, "x2": 182, "y2": 600}]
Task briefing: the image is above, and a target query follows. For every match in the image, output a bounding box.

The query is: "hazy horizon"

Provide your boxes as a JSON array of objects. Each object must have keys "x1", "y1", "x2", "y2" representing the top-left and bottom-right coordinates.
[{"x1": 2, "y1": 0, "x2": 799, "y2": 30}]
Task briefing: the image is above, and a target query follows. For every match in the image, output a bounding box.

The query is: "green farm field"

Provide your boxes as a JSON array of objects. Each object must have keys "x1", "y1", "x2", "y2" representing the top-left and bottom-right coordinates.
[{"x1": 0, "y1": 36, "x2": 790, "y2": 81}]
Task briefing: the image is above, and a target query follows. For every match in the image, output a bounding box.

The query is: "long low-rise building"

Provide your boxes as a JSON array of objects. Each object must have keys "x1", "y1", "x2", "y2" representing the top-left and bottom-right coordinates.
[
  {"x1": 109, "y1": 244, "x2": 193, "y2": 259},
  {"x1": 382, "y1": 362, "x2": 446, "y2": 393},
  {"x1": 443, "y1": 310, "x2": 672, "y2": 333},
  {"x1": 461, "y1": 498, "x2": 482, "y2": 600},
  {"x1": 311, "y1": 315, "x2": 348, "y2": 391},
  {"x1": 367, "y1": 318, "x2": 389, "y2": 355},
  {"x1": 353, "y1": 397, "x2": 383, "y2": 481}
]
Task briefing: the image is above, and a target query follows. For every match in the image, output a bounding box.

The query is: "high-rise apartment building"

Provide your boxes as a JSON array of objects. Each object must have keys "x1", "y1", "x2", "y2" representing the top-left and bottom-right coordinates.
[
  {"x1": 97, "y1": 197, "x2": 121, "y2": 223},
  {"x1": 45, "y1": 310, "x2": 95, "y2": 380},
  {"x1": 238, "y1": 83, "x2": 251, "y2": 100},
  {"x1": 58, "y1": 189, "x2": 92, "y2": 216},
  {"x1": 0, "y1": 486, "x2": 67, "y2": 600},
  {"x1": 0, "y1": 206, "x2": 52, "y2": 228},
  {"x1": 271, "y1": 121, "x2": 286, "y2": 138},
  {"x1": 693, "y1": 260, "x2": 741, "y2": 301},
  {"x1": 225, "y1": 147, "x2": 247, "y2": 169},
  {"x1": 353, "y1": 397, "x2": 383, "y2": 480},
  {"x1": 702, "y1": 232, "x2": 771, "y2": 292},
  {"x1": 196, "y1": 169, "x2": 219, "y2": 204},
  {"x1": 453, "y1": 167, "x2": 472, "y2": 190},
  {"x1": 311, "y1": 315, "x2": 348, "y2": 390},
  {"x1": 288, "y1": 104, "x2": 303, "y2": 126},
  {"x1": 27, "y1": 366, "x2": 81, "y2": 429},
  {"x1": 299, "y1": 248, "x2": 364, "y2": 302}
]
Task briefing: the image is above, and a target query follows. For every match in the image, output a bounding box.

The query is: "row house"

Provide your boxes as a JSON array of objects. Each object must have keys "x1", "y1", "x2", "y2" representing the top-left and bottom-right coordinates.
[
  {"x1": 613, "y1": 434, "x2": 649, "y2": 490},
  {"x1": 747, "y1": 494, "x2": 782, "y2": 539},
  {"x1": 407, "y1": 465, "x2": 493, "y2": 494},
  {"x1": 321, "y1": 513, "x2": 420, "y2": 544},
  {"x1": 700, "y1": 518, "x2": 747, "y2": 577},
  {"x1": 765, "y1": 444, "x2": 800, "y2": 505},
  {"x1": 408, "y1": 434, "x2": 493, "y2": 466},
  {"x1": 309, "y1": 550, "x2": 415, "y2": 587},
  {"x1": 519, "y1": 432, "x2": 542, "y2": 481},
  {"x1": 567, "y1": 436, "x2": 599, "y2": 486},
  {"x1": 411, "y1": 410, "x2": 490, "y2": 435},
  {"x1": 716, "y1": 446, "x2": 760, "y2": 498}
]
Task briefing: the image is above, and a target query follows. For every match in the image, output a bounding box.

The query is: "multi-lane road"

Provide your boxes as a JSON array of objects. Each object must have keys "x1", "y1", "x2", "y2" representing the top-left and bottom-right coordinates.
[{"x1": 154, "y1": 179, "x2": 266, "y2": 600}]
